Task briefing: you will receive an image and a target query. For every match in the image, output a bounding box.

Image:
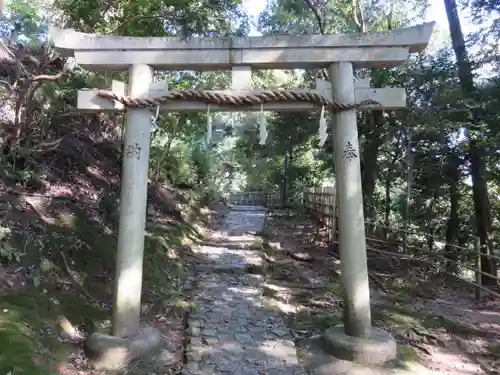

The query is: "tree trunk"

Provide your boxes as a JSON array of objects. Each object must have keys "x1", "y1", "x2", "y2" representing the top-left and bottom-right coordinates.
[
  {"x1": 443, "y1": 0, "x2": 497, "y2": 285},
  {"x1": 468, "y1": 137, "x2": 497, "y2": 284},
  {"x1": 402, "y1": 132, "x2": 413, "y2": 253},
  {"x1": 383, "y1": 171, "x2": 392, "y2": 239},
  {"x1": 383, "y1": 128, "x2": 404, "y2": 239},
  {"x1": 427, "y1": 226, "x2": 434, "y2": 253},
  {"x1": 444, "y1": 154, "x2": 461, "y2": 274},
  {"x1": 361, "y1": 111, "x2": 384, "y2": 234},
  {"x1": 282, "y1": 149, "x2": 289, "y2": 206}
]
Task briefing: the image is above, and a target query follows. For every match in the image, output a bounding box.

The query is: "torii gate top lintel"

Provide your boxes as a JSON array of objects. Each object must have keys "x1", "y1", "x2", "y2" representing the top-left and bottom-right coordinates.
[{"x1": 49, "y1": 22, "x2": 435, "y2": 71}]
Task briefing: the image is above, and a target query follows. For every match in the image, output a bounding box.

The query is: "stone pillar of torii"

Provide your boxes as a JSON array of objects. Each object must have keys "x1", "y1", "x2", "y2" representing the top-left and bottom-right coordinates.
[{"x1": 50, "y1": 23, "x2": 434, "y2": 367}]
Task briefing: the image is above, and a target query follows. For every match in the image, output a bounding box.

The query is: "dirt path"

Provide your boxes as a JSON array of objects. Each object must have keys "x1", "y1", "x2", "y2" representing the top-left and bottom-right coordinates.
[
  {"x1": 184, "y1": 205, "x2": 305, "y2": 375},
  {"x1": 260, "y1": 210, "x2": 500, "y2": 375}
]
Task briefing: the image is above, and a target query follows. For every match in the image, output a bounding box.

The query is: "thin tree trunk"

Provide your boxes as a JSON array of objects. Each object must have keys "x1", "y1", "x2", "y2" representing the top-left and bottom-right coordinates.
[
  {"x1": 445, "y1": 154, "x2": 461, "y2": 273},
  {"x1": 361, "y1": 111, "x2": 385, "y2": 234},
  {"x1": 427, "y1": 226, "x2": 435, "y2": 253},
  {"x1": 383, "y1": 172, "x2": 392, "y2": 239},
  {"x1": 282, "y1": 149, "x2": 289, "y2": 206},
  {"x1": 402, "y1": 132, "x2": 413, "y2": 253},
  {"x1": 443, "y1": 0, "x2": 497, "y2": 285},
  {"x1": 383, "y1": 154, "x2": 399, "y2": 239}
]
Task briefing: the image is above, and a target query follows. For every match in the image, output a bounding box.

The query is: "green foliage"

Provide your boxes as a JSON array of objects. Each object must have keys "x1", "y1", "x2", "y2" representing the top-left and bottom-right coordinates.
[
  {"x1": 3, "y1": 0, "x2": 49, "y2": 42},
  {"x1": 0, "y1": 294, "x2": 54, "y2": 375},
  {"x1": 2, "y1": 0, "x2": 500, "y2": 372},
  {"x1": 53, "y1": 0, "x2": 247, "y2": 36},
  {"x1": 250, "y1": 0, "x2": 500, "y2": 278},
  {"x1": 0, "y1": 227, "x2": 25, "y2": 263}
]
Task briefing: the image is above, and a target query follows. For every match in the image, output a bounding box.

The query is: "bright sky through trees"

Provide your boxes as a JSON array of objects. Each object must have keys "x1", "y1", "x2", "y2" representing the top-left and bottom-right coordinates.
[{"x1": 241, "y1": 0, "x2": 476, "y2": 42}]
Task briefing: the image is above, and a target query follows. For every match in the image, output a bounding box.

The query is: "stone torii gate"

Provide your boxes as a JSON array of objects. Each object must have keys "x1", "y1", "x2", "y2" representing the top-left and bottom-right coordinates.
[{"x1": 50, "y1": 23, "x2": 434, "y2": 366}]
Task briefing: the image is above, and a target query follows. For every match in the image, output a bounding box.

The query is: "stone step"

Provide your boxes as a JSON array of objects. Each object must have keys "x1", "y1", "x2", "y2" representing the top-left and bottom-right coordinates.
[
  {"x1": 228, "y1": 205, "x2": 267, "y2": 212},
  {"x1": 194, "y1": 246, "x2": 263, "y2": 267},
  {"x1": 195, "y1": 263, "x2": 265, "y2": 275},
  {"x1": 199, "y1": 240, "x2": 262, "y2": 250}
]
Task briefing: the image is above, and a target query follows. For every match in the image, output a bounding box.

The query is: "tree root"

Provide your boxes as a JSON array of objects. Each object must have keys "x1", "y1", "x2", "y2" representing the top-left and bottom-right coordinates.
[
  {"x1": 57, "y1": 248, "x2": 107, "y2": 310},
  {"x1": 368, "y1": 272, "x2": 388, "y2": 292},
  {"x1": 288, "y1": 251, "x2": 314, "y2": 262},
  {"x1": 397, "y1": 326, "x2": 447, "y2": 356},
  {"x1": 408, "y1": 326, "x2": 446, "y2": 347}
]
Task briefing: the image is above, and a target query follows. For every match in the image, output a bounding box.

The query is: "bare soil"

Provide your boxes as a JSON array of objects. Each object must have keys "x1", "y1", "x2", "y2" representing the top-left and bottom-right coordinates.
[
  {"x1": 260, "y1": 209, "x2": 500, "y2": 375},
  {"x1": 0, "y1": 157, "x2": 222, "y2": 375}
]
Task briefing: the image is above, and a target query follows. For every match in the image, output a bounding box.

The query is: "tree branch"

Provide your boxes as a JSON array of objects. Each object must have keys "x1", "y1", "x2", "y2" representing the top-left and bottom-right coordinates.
[
  {"x1": 303, "y1": 0, "x2": 325, "y2": 34},
  {"x1": 302, "y1": 0, "x2": 329, "y2": 80},
  {"x1": 352, "y1": 0, "x2": 366, "y2": 32},
  {"x1": 387, "y1": 2, "x2": 394, "y2": 30}
]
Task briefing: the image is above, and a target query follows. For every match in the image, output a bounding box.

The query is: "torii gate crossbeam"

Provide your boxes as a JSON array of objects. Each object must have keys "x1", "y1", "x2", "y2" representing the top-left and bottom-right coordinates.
[{"x1": 50, "y1": 24, "x2": 433, "y2": 71}]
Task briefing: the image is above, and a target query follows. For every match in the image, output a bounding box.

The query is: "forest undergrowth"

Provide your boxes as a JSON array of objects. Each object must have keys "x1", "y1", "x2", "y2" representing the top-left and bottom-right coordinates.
[
  {"x1": 259, "y1": 209, "x2": 500, "y2": 375},
  {"x1": 0, "y1": 130, "x2": 220, "y2": 375}
]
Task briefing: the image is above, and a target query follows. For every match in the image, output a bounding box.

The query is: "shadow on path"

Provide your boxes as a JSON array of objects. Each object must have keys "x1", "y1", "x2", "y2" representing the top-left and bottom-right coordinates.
[{"x1": 183, "y1": 205, "x2": 305, "y2": 375}]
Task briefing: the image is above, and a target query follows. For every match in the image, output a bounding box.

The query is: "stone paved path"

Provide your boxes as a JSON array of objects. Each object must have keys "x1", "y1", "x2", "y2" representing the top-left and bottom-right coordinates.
[{"x1": 184, "y1": 205, "x2": 304, "y2": 375}]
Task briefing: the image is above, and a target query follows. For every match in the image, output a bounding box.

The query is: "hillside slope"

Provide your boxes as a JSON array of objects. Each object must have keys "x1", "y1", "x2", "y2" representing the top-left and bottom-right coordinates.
[
  {"x1": 0, "y1": 81, "x2": 215, "y2": 374},
  {"x1": 0, "y1": 137, "x2": 215, "y2": 374}
]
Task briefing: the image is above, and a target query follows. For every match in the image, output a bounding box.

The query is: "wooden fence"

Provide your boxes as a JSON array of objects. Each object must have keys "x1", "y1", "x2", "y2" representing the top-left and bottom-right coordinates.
[
  {"x1": 295, "y1": 186, "x2": 500, "y2": 300},
  {"x1": 297, "y1": 186, "x2": 337, "y2": 241},
  {"x1": 228, "y1": 191, "x2": 281, "y2": 207}
]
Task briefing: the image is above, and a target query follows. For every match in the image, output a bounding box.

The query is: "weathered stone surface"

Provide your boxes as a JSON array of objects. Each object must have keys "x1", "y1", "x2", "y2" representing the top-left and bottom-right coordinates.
[
  {"x1": 297, "y1": 336, "x2": 437, "y2": 375},
  {"x1": 50, "y1": 23, "x2": 435, "y2": 71},
  {"x1": 84, "y1": 326, "x2": 161, "y2": 370},
  {"x1": 184, "y1": 205, "x2": 304, "y2": 375},
  {"x1": 195, "y1": 246, "x2": 263, "y2": 271},
  {"x1": 322, "y1": 326, "x2": 396, "y2": 365}
]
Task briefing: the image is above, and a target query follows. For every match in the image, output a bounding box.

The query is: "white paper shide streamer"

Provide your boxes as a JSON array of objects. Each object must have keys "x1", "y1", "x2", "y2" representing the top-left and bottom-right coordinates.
[
  {"x1": 318, "y1": 106, "x2": 328, "y2": 146},
  {"x1": 259, "y1": 104, "x2": 268, "y2": 145},
  {"x1": 206, "y1": 105, "x2": 212, "y2": 144}
]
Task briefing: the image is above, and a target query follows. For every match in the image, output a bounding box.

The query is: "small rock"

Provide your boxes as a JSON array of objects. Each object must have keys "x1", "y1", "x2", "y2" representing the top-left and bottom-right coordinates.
[
  {"x1": 187, "y1": 349, "x2": 202, "y2": 362},
  {"x1": 184, "y1": 361, "x2": 199, "y2": 372},
  {"x1": 202, "y1": 328, "x2": 218, "y2": 337},
  {"x1": 205, "y1": 337, "x2": 219, "y2": 345},
  {"x1": 262, "y1": 332, "x2": 276, "y2": 340},
  {"x1": 155, "y1": 349, "x2": 177, "y2": 366},
  {"x1": 237, "y1": 364, "x2": 261, "y2": 375},
  {"x1": 248, "y1": 325, "x2": 267, "y2": 333},
  {"x1": 191, "y1": 326, "x2": 200, "y2": 336},
  {"x1": 266, "y1": 358, "x2": 289, "y2": 370},
  {"x1": 219, "y1": 341, "x2": 244, "y2": 354},
  {"x1": 190, "y1": 337, "x2": 202, "y2": 347},
  {"x1": 213, "y1": 355, "x2": 239, "y2": 372},
  {"x1": 272, "y1": 326, "x2": 290, "y2": 337},
  {"x1": 234, "y1": 333, "x2": 254, "y2": 344}
]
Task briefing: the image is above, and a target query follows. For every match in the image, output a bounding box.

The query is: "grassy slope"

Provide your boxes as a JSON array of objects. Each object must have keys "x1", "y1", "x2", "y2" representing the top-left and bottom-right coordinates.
[
  {"x1": 0, "y1": 133, "x2": 208, "y2": 374},
  {"x1": 1, "y1": 197, "x2": 207, "y2": 375}
]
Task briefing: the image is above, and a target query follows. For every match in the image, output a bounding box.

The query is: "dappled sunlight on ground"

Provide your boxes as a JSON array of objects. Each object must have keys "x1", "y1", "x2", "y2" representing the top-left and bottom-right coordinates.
[
  {"x1": 195, "y1": 246, "x2": 263, "y2": 269},
  {"x1": 260, "y1": 208, "x2": 498, "y2": 375},
  {"x1": 184, "y1": 205, "x2": 306, "y2": 375},
  {"x1": 186, "y1": 271, "x2": 304, "y2": 375}
]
